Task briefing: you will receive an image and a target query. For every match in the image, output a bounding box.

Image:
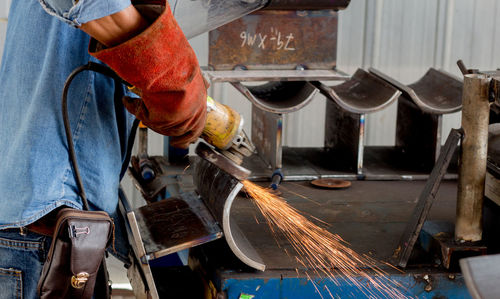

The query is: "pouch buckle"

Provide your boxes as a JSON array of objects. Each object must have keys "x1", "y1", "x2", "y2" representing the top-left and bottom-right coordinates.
[{"x1": 71, "y1": 272, "x2": 89, "y2": 289}]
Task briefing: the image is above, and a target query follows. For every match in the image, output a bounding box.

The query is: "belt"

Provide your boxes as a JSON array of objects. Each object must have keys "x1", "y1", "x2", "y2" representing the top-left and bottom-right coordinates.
[{"x1": 26, "y1": 209, "x2": 62, "y2": 236}]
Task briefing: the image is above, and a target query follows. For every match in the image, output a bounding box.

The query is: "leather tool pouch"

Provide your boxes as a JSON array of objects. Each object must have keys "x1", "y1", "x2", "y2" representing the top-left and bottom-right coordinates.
[{"x1": 37, "y1": 208, "x2": 114, "y2": 299}]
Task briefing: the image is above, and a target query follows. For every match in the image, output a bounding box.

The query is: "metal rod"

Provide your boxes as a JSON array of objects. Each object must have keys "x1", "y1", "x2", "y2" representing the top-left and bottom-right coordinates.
[
  {"x1": 270, "y1": 169, "x2": 283, "y2": 190},
  {"x1": 457, "y1": 60, "x2": 469, "y2": 75},
  {"x1": 455, "y1": 74, "x2": 491, "y2": 242},
  {"x1": 357, "y1": 114, "x2": 365, "y2": 177}
]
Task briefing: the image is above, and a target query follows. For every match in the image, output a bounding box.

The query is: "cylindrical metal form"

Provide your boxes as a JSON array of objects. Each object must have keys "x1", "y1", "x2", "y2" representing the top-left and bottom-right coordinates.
[
  {"x1": 455, "y1": 74, "x2": 491, "y2": 242},
  {"x1": 169, "y1": 0, "x2": 269, "y2": 39},
  {"x1": 193, "y1": 153, "x2": 265, "y2": 271},
  {"x1": 134, "y1": 0, "x2": 269, "y2": 39}
]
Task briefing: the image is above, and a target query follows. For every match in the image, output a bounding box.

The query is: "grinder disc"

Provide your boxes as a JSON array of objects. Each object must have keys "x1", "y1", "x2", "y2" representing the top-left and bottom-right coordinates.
[
  {"x1": 311, "y1": 179, "x2": 351, "y2": 189},
  {"x1": 195, "y1": 142, "x2": 251, "y2": 181}
]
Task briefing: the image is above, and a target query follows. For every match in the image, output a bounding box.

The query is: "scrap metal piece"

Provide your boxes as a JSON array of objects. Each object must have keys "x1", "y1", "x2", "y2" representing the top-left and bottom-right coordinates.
[
  {"x1": 313, "y1": 68, "x2": 401, "y2": 114},
  {"x1": 311, "y1": 178, "x2": 351, "y2": 189},
  {"x1": 195, "y1": 142, "x2": 251, "y2": 181},
  {"x1": 370, "y1": 68, "x2": 463, "y2": 114},
  {"x1": 393, "y1": 128, "x2": 463, "y2": 268},
  {"x1": 419, "y1": 221, "x2": 486, "y2": 269},
  {"x1": 193, "y1": 155, "x2": 266, "y2": 271},
  {"x1": 133, "y1": 193, "x2": 223, "y2": 260}
]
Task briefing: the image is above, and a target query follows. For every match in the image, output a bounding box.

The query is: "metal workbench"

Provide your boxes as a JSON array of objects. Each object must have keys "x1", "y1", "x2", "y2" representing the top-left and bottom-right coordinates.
[{"x1": 189, "y1": 179, "x2": 471, "y2": 299}]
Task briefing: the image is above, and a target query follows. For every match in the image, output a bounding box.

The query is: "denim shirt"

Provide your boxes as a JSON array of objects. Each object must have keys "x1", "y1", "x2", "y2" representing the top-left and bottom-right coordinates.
[{"x1": 0, "y1": 0, "x2": 135, "y2": 230}]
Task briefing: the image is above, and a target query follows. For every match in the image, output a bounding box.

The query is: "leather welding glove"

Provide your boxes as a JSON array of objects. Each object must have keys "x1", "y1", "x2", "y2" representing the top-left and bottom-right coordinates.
[{"x1": 89, "y1": 1, "x2": 207, "y2": 149}]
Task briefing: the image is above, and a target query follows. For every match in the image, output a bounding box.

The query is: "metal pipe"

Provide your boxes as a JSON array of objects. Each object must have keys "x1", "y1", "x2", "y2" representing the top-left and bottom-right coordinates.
[
  {"x1": 455, "y1": 74, "x2": 491, "y2": 242},
  {"x1": 270, "y1": 169, "x2": 283, "y2": 190},
  {"x1": 138, "y1": 126, "x2": 155, "y2": 181}
]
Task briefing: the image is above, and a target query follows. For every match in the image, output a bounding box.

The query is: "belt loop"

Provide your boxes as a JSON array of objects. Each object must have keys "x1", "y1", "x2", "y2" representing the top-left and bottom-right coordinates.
[{"x1": 20, "y1": 227, "x2": 26, "y2": 236}]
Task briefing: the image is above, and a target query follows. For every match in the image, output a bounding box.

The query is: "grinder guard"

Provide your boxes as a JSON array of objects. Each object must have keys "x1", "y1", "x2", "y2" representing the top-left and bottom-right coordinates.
[{"x1": 168, "y1": 0, "x2": 269, "y2": 39}]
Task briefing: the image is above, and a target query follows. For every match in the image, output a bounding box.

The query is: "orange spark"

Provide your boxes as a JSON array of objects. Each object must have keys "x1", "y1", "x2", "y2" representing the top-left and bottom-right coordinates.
[{"x1": 242, "y1": 180, "x2": 410, "y2": 299}]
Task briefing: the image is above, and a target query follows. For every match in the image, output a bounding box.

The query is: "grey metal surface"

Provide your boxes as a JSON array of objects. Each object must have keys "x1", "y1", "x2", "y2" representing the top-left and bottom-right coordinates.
[
  {"x1": 460, "y1": 253, "x2": 500, "y2": 299},
  {"x1": 251, "y1": 106, "x2": 283, "y2": 170},
  {"x1": 225, "y1": 180, "x2": 459, "y2": 269},
  {"x1": 370, "y1": 68, "x2": 463, "y2": 114},
  {"x1": 193, "y1": 157, "x2": 266, "y2": 271},
  {"x1": 204, "y1": 69, "x2": 350, "y2": 82},
  {"x1": 313, "y1": 68, "x2": 401, "y2": 114},
  {"x1": 456, "y1": 74, "x2": 491, "y2": 242}
]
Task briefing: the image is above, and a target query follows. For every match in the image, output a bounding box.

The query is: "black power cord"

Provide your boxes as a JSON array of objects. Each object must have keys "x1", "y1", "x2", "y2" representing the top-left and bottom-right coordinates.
[{"x1": 62, "y1": 62, "x2": 139, "y2": 210}]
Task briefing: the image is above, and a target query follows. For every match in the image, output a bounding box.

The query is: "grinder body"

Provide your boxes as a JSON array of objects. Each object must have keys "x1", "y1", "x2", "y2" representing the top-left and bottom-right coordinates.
[{"x1": 201, "y1": 96, "x2": 254, "y2": 165}]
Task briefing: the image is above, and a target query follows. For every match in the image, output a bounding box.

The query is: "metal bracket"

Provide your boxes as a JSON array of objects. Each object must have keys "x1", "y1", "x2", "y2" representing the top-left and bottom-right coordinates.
[{"x1": 393, "y1": 128, "x2": 463, "y2": 268}]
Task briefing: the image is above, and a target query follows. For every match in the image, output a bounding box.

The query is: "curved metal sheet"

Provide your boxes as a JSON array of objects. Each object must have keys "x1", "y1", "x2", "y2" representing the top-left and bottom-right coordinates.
[
  {"x1": 193, "y1": 155, "x2": 266, "y2": 271},
  {"x1": 314, "y1": 68, "x2": 401, "y2": 114},
  {"x1": 370, "y1": 68, "x2": 463, "y2": 114},
  {"x1": 232, "y1": 81, "x2": 317, "y2": 114}
]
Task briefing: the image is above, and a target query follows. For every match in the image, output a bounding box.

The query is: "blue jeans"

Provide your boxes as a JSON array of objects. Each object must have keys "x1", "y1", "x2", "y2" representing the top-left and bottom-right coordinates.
[{"x1": 0, "y1": 229, "x2": 52, "y2": 299}]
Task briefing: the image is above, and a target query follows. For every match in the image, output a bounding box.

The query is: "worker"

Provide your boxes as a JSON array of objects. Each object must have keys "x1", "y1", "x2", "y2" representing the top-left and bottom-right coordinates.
[{"x1": 0, "y1": 0, "x2": 206, "y2": 297}]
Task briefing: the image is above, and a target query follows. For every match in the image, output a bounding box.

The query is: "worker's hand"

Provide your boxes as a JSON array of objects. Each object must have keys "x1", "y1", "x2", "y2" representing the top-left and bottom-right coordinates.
[
  {"x1": 88, "y1": 1, "x2": 207, "y2": 149},
  {"x1": 122, "y1": 91, "x2": 206, "y2": 149}
]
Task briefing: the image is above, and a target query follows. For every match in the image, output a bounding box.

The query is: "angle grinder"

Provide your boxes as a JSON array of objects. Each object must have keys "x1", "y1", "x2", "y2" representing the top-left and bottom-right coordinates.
[
  {"x1": 201, "y1": 96, "x2": 255, "y2": 165},
  {"x1": 193, "y1": 96, "x2": 255, "y2": 181}
]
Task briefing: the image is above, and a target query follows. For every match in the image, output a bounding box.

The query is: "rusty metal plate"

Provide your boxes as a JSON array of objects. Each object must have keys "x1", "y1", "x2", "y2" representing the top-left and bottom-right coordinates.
[
  {"x1": 310, "y1": 178, "x2": 351, "y2": 189},
  {"x1": 209, "y1": 10, "x2": 338, "y2": 70},
  {"x1": 134, "y1": 193, "x2": 223, "y2": 260},
  {"x1": 420, "y1": 221, "x2": 487, "y2": 269}
]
